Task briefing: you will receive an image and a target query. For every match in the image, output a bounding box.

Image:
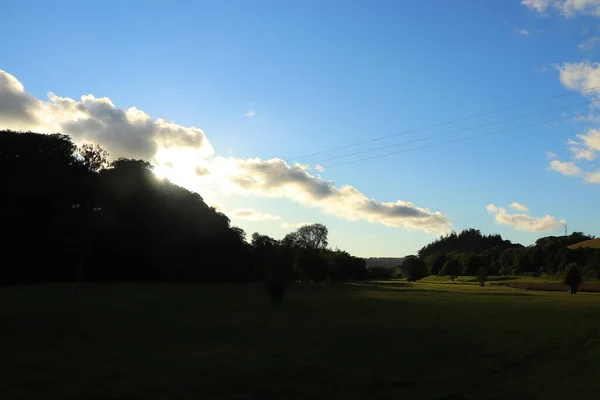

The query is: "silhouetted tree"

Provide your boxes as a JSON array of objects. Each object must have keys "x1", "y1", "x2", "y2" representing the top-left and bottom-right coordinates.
[
  {"x1": 78, "y1": 143, "x2": 109, "y2": 172},
  {"x1": 400, "y1": 256, "x2": 429, "y2": 282},
  {"x1": 283, "y1": 223, "x2": 328, "y2": 250},
  {"x1": 563, "y1": 263, "x2": 583, "y2": 294}
]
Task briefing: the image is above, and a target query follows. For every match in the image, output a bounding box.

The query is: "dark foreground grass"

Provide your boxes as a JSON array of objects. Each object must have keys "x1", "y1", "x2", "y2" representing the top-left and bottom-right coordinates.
[{"x1": 2, "y1": 282, "x2": 600, "y2": 400}]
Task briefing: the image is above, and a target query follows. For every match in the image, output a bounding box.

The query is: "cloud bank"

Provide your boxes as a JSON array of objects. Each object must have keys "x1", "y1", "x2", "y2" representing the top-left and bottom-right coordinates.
[
  {"x1": 209, "y1": 157, "x2": 452, "y2": 233},
  {"x1": 0, "y1": 71, "x2": 213, "y2": 162},
  {"x1": 0, "y1": 70, "x2": 452, "y2": 234},
  {"x1": 486, "y1": 203, "x2": 566, "y2": 232}
]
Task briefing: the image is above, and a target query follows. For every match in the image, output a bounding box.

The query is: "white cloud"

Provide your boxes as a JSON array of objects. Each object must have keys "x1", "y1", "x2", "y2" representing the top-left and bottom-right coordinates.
[
  {"x1": 522, "y1": 0, "x2": 550, "y2": 13},
  {"x1": 0, "y1": 70, "x2": 213, "y2": 161},
  {"x1": 231, "y1": 208, "x2": 281, "y2": 221},
  {"x1": 209, "y1": 157, "x2": 452, "y2": 233},
  {"x1": 0, "y1": 70, "x2": 40, "y2": 128},
  {"x1": 517, "y1": 28, "x2": 532, "y2": 36},
  {"x1": 558, "y1": 61, "x2": 600, "y2": 100},
  {"x1": 548, "y1": 158, "x2": 600, "y2": 184},
  {"x1": 0, "y1": 70, "x2": 452, "y2": 234},
  {"x1": 550, "y1": 65, "x2": 600, "y2": 184},
  {"x1": 546, "y1": 151, "x2": 557, "y2": 158},
  {"x1": 559, "y1": 0, "x2": 600, "y2": 17},
  {"x1": 523, "y1": 0, "x2": 600, "y2": 17},
  {"x1": 583, "y1": 170, "x2": 600, "y2": 182},
  {"x1": 486, "y1": 203, "x2": 566, "y2": 232},
  {"x1": 245, "y1": 110, "x2": 255, "y2": 117},
  {"x1": 568, "y1": 141, "x2": 596, "y2": 160},
  {"x1": 579, "y1": 36, "x2": 600, "y2": 51},
  {"x1": 568, "y1": 129, "x2": 600, "y2": 160},
  {"x1": 485, "y1": 204, "x2": 499, "y2": 214},
  {"x1": 314, "y1": 164, "x2": 325, "y2": 172},
  {"x1": 509, "y1": 202, "x2": 530, "y2": 212},
  {"x1": 549, "y1": 159, "x2": 583, "y2": 176},
  {"x1": 280, "y1": 222, "x2": 312, "y2": 229}
]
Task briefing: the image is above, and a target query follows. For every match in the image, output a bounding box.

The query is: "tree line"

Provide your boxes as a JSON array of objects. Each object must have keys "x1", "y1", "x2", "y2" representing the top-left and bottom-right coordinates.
[
  {"x1": 389, "y1": 228, "x2": 599, "y2": 286},
  {"x1": 0, "y1": 130, "x2": 367, "y2": 288}
]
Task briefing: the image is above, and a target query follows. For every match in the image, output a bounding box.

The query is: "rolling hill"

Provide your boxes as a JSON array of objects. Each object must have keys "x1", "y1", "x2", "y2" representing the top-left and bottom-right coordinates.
[
  {"x1": 568, "y1": 238, "x2": 600, "y2": 249},
  {"x1": 365, "y1": 257, "x2": 404, "y2": 269}
]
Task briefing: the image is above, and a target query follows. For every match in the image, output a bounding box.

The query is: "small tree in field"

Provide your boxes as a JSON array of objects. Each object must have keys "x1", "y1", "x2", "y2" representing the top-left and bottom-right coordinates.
[
  {"x1": 476, "y1": 267, "x2": 488, "y2": 287},
  {"x1": 400, "y1": 256, "x2": 429, "y2": 282},
  {"x1": 562, "y1": 263, "x2": 583, "y2": 295},
  {"x1": 440, "y1": 258, "x2": 460, "y2": 282}
]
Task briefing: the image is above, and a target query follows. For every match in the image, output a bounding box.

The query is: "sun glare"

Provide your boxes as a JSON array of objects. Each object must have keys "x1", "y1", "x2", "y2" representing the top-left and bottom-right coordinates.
[{"x1": 152, "y1": 147, "x2": 212, "y2": 190}]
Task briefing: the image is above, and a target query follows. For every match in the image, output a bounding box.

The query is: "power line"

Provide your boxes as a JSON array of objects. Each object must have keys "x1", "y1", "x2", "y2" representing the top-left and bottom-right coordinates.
[
  {"x1": 286, "y1": 84, "x2": 600, "y2": 162},
  {"x1": 190, "y1": 91, "x2": 593, "y2": 192},
  {"x1": 223, "y1": 111, "x2": 583, "y2": 187},
  {"x1": 219, "y1": 85, "x2": 599, "y2": 180},
  {"x1": 194, "y1": 112, "x2": 584, "y2": 191},
  {"x1": 206, "y1": 100, "x2": 590, "y2": 186},
  {"x1": 323, "y1": 112, "x2": 584, "y2": 169},
  {"x1": 305, "y1": 99, "x2": 593, "y2": 166},
  {"x1": 199, "y1": 98, "x2": 592, "y2": 191}
]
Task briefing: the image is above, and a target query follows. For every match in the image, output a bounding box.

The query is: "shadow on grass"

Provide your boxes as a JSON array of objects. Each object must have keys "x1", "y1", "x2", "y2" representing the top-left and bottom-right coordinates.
[
  {"x1": 347, "y1": 283, "x2": 531, "y2": 297},
  {"x1": 462, "y1": 291, "x2": 530, "y2": 297}
]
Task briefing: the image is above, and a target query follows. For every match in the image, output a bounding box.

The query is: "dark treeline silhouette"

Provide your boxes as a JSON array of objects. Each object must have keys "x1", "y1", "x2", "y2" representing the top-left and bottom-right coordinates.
[
  {"x1": 1, "y1": 130, "x2": 367, "y2": 286},
  {"x1": 5, "y1": 130, "x2": 596, "y2": 288},
  {"x1": 410, "y1": 228, "x2": 599, "y2": 280}
]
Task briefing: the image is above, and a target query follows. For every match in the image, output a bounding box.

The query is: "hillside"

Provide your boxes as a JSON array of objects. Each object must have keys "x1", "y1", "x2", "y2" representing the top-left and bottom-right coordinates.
[
  {"x1": 568, "y1": 238, "x2": 600, "y2": 249},
  {"x1": 365, "y1": 257, "x2": 404, "y2": 268}
]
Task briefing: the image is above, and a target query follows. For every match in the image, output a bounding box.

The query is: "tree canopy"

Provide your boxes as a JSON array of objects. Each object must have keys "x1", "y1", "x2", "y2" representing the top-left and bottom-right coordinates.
[{"x1": 416, "y1": 228, "x2": 599, "y2": 280}]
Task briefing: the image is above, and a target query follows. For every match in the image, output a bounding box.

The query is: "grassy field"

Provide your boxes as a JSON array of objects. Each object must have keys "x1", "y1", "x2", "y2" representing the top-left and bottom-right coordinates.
[
  {"x1": 568, "y1": 237, "x2": 600, "y2": 249},
  {"x1": 2, "y1": 282, "x2": 600, "y2": 400},
  {"x1": 421, "y1": 275, "x2": 600, "y2": 292}
]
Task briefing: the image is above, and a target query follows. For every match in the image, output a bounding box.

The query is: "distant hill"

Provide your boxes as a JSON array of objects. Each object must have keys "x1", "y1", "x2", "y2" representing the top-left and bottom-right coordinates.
[
  {"x1": 568, "y1": 238, "x2": 600, "y2": 249},
  {"x1": 365, "y1": 257, "x2": 404, "y2": 269}
]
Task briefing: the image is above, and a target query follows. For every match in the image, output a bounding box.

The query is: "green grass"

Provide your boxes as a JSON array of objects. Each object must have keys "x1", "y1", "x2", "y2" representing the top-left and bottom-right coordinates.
[{"x1": 2, "y1": 282, "x2": 600, "y2": 400}]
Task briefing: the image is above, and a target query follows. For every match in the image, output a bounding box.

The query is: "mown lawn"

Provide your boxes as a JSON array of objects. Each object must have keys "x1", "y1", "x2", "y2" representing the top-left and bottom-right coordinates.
[{"x1": 2, "y1": 282, "x2": 600, "y2": 400}]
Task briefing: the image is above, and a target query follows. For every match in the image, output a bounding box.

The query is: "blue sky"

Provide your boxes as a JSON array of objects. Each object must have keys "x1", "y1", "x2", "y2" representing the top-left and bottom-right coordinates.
[{"x1": 1, "y1": 0, "x2": 599, "y2": 257}]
